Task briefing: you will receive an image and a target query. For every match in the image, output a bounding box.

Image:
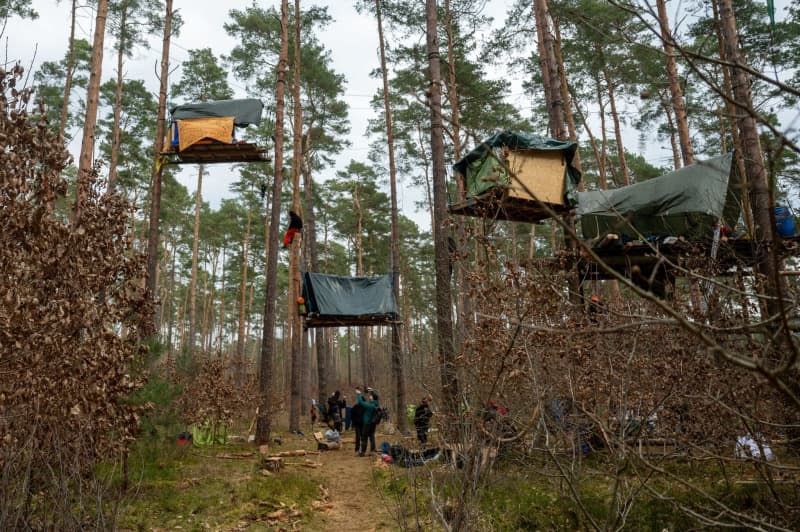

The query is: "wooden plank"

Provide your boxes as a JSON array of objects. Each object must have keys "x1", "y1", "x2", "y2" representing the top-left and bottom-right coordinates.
[
  {"x1": 161, "y1": 142, "x2": 271, "y2": 165},
  {"x1": 507, "y1": 149, "x2": 566, "y2": 205}
]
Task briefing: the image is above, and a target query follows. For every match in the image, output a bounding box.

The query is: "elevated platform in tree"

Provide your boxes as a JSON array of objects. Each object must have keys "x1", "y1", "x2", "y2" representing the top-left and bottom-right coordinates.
[
  {"x1": 160, "y1": 142, "x2": 270, "y2": 165},
  {"x1": 303, "y1": 315, "x2": 401, "y2": 329},
  {"x1": 449, "y1": 131, "x2": 581, "y2": 223},
  {"x1": 573, "y1": 235, "x2": 800, "y2": 297},
  {"x1": 448, "y1": 187, "x2": 570, "y2": 223},
  {"x1": 301, "y1": 272, "x2": 400, "y2": 329}
]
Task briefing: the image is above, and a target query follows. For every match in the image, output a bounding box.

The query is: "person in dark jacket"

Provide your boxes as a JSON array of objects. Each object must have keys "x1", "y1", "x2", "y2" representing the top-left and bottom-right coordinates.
[
  {"x1": 282, "y1": 210, "x2": 303, "y2": 248},
  {"x1": 355, "y1": 388, "x2": 378, "y2": 456},
  {"x1": 327, "y1": 390, "x2": 343, "y2": 432},
  {"x1": 350, "y1": 395, "x2": 364, "y2": 454},
  {"x1": 414, "y1": 396, "x2": 433, "y2": 445}
]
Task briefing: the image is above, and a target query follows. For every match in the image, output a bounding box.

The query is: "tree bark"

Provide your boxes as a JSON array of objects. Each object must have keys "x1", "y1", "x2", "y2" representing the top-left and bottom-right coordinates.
[
  {"x1": 145, "y1": 0, "x2": 173, "y2": 332},
  {"x1": 288, "y1": 0, "x2": 304, "y2": 433},
  {"x1": 426, "y1": 0, "x2": 459, "y2": 419},
  {"x1": 237, "y1": 212, "x2": 251, "y2": 385},
  {"x1": 257, "y1": 0, "x2": 290, "y2": 444},
  {"x1": 75, "y1": 0, "x2": 109, "y2": 219},
  {"x1": 302, "y1": 135, "x2": 327, "y2": 405},
  {"x1": 375, "y1": 0, "x2": 406, "y2": 432},
  {"x1": 657, "y1": 0, "x2": 694, "y2": 167},
  {"x1": 717, "y1": 0, "x2": 781, "y2": 318},
  {"x1": 58, "y1": 0, "x2": 78, "y2": 144},
  {"x1": 188, "y1": 165, "x2": 204, "y2": 359},
  {"x1": 107, "y1": 4, "x2": 127, "y2": 193}
]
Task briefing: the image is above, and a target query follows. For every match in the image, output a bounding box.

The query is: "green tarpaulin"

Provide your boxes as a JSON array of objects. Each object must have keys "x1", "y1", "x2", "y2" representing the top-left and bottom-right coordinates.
[
  {"x1": 577, "y1": 153, "x2": 741, "y2": 240},
  {"x1": 302, "y1": 272, "x2": 398, "y2": 319},
  {"x1": 452, "y1": 131, "x2": 582, "y2": 206},
  {"x1": 191, "y1": 420, "x2": 228, "y2": 446},
  {"x1": 170, "y1": 98, "x2": 264, "y2": 127}
]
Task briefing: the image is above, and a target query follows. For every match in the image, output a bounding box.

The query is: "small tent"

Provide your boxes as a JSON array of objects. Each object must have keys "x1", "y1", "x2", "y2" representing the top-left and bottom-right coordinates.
[
  {"x1": 450, "y1": 131, "x2": 582, "y2": 222},
  {"x1": 162, "y1": 98, "x2": 269, "y2": 164},
  {"x1": 577, "y1": 153, "x2": 741, "y2": 241},
  {"x1": 302, "y1": 272, "x2": 399, "y2": 328}
]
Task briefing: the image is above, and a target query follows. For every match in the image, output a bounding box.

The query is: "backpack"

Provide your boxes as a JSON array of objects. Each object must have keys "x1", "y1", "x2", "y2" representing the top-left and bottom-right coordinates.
[{"x1": 373, "y1": 406, "x2": 389, "y2": 425}]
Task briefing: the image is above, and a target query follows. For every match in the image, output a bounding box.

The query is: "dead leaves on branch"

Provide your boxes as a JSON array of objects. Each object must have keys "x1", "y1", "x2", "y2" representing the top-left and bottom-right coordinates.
[{"x1": 0, "y1": 65, "x2": 151, "y2": 522}]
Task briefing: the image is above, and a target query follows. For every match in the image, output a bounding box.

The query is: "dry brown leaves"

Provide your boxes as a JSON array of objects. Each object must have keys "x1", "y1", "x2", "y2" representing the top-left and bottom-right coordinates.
[{"x1": 0, "y1": 65, "x2": 151, "y2": 523}]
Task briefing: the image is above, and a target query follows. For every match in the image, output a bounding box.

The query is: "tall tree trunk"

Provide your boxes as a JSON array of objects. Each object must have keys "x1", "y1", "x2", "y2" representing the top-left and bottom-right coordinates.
[
  {"x1": 145, "y1": 0, "x2": 173, "y2": 332},
  {"x1": 217, "y1": 247, "x2": 226, "y2": 353},
  {"x1": 534, "y1": 0, "x2": 581, "y2": 305},
  {"x1": 657, "y1": 0, "x2": 694, "y2": 167},
  {"x1": 553, "y1": 17, "x2": 581, "y2": 174},
  {"x1": 662, "y1": 98, "x2": 682, "y2": 169},
  {"x1": 718, "y1": 0, "x2": 782, "y2": 318},
  {"x1": 302, "y1": 137, "x2": 327, "y2": 405},
  {"x1": 237, "y1": 212, "x2": 251, "y2": 386},
  {"x1": 58, "y1": 0, "x2": 78, "y2": 144},
  {"x1": 426, "y1": 0, "x2": 459, "y2": 420},
  {"x1": 444, "y1": 0, "x2": 475, "y2": 357},
  {"x1": 602, "y1": 62, "x2": 629, "y2": 185},
  {"x1": 712, "y1": 0, "x2": 753, "y2": 236},
  {"x1": 375, "y1": 0, "x2": 406, "y2": 432},
  {"x1": 256, "y1": 0, "x2": 289, "y2": 444},
  {"x1": 75, "y1": 0, "x2": 109, "y2": 219},
  {"x1": 288, "y1": 0, "x2": 303, "y2": 433},
  {"x1": 107, "y1": 5, "x2": 127, "y2": 193},
  {"x1": 188, "y1": 165, "x2": 204, "y2": 359}
]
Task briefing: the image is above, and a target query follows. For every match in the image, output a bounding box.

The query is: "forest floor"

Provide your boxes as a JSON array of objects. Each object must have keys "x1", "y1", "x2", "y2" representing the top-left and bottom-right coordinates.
[
  {"x1": 309, "y1": 431, "x2": 397, "y2": 531},
  {"x1": 116, "y1": 422, "x2": 411, "y2": 531}
]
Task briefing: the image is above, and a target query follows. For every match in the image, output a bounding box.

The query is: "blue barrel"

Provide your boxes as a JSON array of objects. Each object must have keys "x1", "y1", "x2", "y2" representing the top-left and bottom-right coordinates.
[{"x1": 774, "y1": 206, "x2": 796, "y2": 238}]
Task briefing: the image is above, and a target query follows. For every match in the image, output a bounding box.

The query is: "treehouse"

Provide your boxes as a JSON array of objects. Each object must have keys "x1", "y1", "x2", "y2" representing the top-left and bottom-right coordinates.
[
  {"x1": 449, "y1": 131, "x2": 582, "y2": 222},
  {"x1": 160, "y1": 98, "x2": 270, "y2": 165},
  {"x1": 301, "y1": 272, "x2": 400, "y2": 329},
  {"x1": 575, "y1": 153, "x2": 799, "y2": 296}
]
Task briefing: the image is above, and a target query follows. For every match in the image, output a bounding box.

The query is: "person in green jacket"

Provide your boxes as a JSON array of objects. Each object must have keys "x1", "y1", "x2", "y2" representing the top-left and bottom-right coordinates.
[{"x1": 355, "y1": 388, "x2": 378, "y2": 456}]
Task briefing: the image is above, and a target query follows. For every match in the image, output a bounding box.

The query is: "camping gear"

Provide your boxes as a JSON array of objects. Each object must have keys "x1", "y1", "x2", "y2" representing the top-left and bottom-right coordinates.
[
  {"x1": 774, "y1": 206, "x2": 796, "y2": 237},
  {"x1": 161, "y1": 98, "x2": 269, "y2": 165},
  {"x1": 301, "y1": 272, "x2": 399, "y2": 328},
  {"x1": 577, "y1": 153, "x2": 742, "y2": 241},
  {"x1": 191, "y1": 419, "x2": 228, "y2": 446},
  {"x1": 450, "y1": 131, "x2": 582, "y2": 222},
  {"x1": 170, "y1": 98, "x2": 264, "y2": 126}
]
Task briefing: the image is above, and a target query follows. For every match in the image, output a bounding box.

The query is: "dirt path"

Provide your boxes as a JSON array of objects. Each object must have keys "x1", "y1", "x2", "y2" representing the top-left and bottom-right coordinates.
[{"x1": 308, "y1": 433, "x2": 398, "y2": 532}]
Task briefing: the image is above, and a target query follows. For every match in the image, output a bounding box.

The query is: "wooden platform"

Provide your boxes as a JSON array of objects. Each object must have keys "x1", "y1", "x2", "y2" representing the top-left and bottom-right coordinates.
[
  {"x1": 161, "y1": 142, "x2": 270, "y2": 165},
  {"x1": 579, "y1": 236, "x2": 800, "y2": 280},
  {"x1": 303, "y1": 314, "x2": 401, "y2": 329},
  {"x1": 448, "y1": 187, "x2": 569, "y2": 223}
]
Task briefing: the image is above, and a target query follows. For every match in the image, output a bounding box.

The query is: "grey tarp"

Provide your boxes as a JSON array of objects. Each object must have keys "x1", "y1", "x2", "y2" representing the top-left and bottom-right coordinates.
[
  {"x1": 452, "y1": 130, "x2": 582, "y2": 206},
  {"x1": 302, "y1": 272, "x2": 398, "y2": 319},
  {"x1": 170, "y1": 98, "x2": 264, "y2": 127},
  {"x1": 577, "y1": 153, "x2": 741, "y2": 240}
]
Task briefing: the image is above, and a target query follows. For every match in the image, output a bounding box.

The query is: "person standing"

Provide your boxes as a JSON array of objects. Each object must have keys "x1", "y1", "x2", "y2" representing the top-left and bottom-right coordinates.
[
  {"x1": 327, "y1": 390, "x2": 343, "y2": 432},
  {"x1": 351, "y1": 393, "x2": 364, "y2": 454},
  {"x1": 414, "y1": 396, "x2": 433, "y2": 445},
  {"x1": 355, "y1": 387, "x2": 378, "y2": 456}
]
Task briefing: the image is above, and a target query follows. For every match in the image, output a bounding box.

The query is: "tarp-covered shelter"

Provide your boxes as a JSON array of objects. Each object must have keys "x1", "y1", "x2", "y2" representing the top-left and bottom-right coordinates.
[
  {"x1": 449, "y1": 131, "x2": 582, "y2": 222},
  {"x1": 161, "y1": 98, "x2": 270, "y2": 165},
  {"x1": 302, "y1": 272, "x2": 399, "y2": 328},
  {"x1": 577, "y1": 153, "x2": 741, "y2": 241}
]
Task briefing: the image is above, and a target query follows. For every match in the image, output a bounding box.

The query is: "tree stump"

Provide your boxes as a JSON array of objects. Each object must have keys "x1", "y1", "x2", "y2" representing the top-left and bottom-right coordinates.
[{"x1": 262, "y1": 457, "x2": 282, "y2": 472}]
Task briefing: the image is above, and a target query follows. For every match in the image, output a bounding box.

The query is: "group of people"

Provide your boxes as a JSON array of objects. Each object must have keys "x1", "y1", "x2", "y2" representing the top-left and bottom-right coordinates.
[{"x1": 313, "y1": 387, "x2": 435, "y2": 455}]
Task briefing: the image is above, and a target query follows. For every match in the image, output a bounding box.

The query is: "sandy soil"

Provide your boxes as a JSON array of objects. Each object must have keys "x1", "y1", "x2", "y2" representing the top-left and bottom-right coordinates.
[{"x1": 307, "y1": 431, "x2": 398, "y2": 532}]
